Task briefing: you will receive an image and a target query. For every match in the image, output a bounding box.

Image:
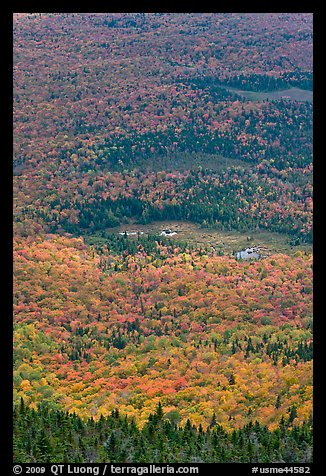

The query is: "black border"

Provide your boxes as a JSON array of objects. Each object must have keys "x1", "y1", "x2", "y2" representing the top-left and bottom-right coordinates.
[
  {"x1": 2, "y1": 6, "x2": 14, "y2": 472},
  {"x1": 4, "y1": 3, "x2": 320, "y2": 474},
  {"x1": 311, "y1": 9, "x2": 321, "y2": 470}
]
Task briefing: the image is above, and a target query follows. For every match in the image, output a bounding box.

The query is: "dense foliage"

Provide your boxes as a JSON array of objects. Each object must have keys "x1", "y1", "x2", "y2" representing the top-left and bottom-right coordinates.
[
  {"x1": 217, "y1": 72, "x2": 313, "y2": 92},
  {"x1": 14, "y1": 400, "x2": 312, "y2": 463},
  {"x1": 14, "y1": 13, "x2": 312, "y2": 243},
  {"x1": 14, "y1": 235, "x2": 312, "y2": 428},
  {"x1": 13, "y1": 13, "x2": 313, "y2": 463}
]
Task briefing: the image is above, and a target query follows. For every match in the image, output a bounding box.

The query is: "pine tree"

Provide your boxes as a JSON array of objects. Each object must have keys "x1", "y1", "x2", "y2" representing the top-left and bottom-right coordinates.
[
  {"x1": 19, "y1": 397, "x2": 25, "y2": 415},
  {"x1": 210, "y1": 412, "x2": 217, "y2": 428},
  {"x1": 288, "y1": 406, "x2": 298, "y2": 425},
  {"x1": 156, "y1": 402, "x2": 164, "y2": 421},
  {"x1": 275, "y1": 395, "x2": 281, "y2": 409}
]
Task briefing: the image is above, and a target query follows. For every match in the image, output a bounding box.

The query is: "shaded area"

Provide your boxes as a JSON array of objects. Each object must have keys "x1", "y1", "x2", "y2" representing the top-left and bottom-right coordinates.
[{"x1": 14, "y1": 401, "x2": 313, "y2": 463}]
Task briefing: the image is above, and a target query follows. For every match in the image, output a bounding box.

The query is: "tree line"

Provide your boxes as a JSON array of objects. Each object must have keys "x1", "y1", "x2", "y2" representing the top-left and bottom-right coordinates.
[{"x1": 14, "y1": 400, "x2": 313, "y2": 463}]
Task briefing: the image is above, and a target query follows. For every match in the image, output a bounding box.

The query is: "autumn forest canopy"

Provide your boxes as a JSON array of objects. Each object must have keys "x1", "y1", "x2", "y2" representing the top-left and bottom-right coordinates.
[{"x1": 13, "y1": 13, "x2": 313, "y2": 463}]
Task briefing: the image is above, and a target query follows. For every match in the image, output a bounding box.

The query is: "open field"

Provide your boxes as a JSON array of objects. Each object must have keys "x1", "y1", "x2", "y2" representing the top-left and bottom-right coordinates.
[
  {"x1": 85, "y1": 220, "x2": 312, "y2": 257},
  {"x1": 224, "y1": 86, "x2": 313, "y2": 102}
]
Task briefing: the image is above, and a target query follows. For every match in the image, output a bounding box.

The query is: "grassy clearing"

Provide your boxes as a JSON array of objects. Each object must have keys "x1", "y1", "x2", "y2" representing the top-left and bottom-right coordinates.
[
  {"x1": 224, "y1": 86, "x2": 313, "y2": 103},
  {"x1": 85, "y1": 220, "x2": 312, "y2": 257}
]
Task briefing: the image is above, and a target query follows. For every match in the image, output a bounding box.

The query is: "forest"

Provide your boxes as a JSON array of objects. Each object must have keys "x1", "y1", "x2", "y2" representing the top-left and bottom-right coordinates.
[
  {"x1": 13, "y1": 13, "x2": 313, "y2": 463},
  {"x1": 14, "y1": 400, "x2": 312, "y2": 463}
]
